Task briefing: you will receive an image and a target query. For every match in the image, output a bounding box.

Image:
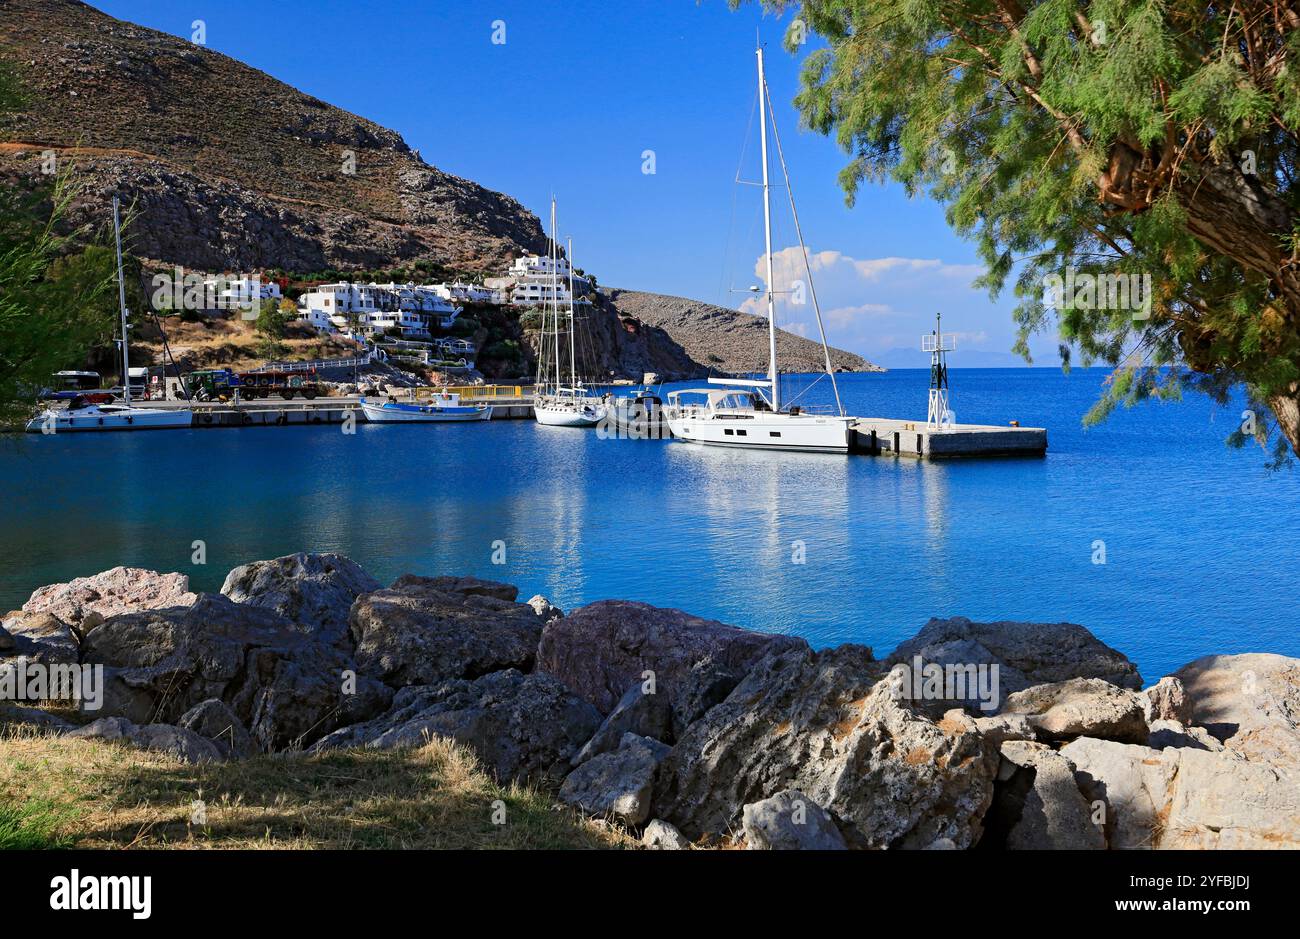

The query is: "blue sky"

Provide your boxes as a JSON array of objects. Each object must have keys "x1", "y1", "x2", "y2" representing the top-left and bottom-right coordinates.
[{"x1": 93, "y1": 0, "x2": 1057, "y2": 366}]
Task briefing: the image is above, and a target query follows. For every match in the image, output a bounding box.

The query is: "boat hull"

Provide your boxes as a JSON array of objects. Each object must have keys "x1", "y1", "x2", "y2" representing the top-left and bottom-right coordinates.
[
  {"x1": 24, "y1": 406, "x2": 193, "y2": 433},
  {"x1": 360, "y1": 401, "x2": 492, "y2": 423},
  {"x1": 666, "y1": 413, "x2": 853, "y2": 453},
  {"x1": 534, "y1": 402, "x2": 606, "y2": 427}
]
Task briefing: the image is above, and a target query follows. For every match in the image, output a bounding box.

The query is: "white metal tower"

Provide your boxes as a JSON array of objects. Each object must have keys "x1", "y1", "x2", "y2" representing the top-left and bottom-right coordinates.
[{"x1": 923, "y1": 311, "x2": 955, "y2": 430}]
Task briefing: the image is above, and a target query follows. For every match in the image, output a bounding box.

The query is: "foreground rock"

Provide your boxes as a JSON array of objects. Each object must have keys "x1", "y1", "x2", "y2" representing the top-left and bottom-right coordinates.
[
  {"x1": 0, "y1": 611, "x2": 79, "y2": 666},
  {"x1": 742, "y1": 790, "x2": 847, "y2": 850},
  {"x1": 537, "y1": 600, "x2": 808, "y2": 714},
  {"x1": 177, "y1": 698, "x2": 257, "y2": 759},
  {"x1": 988, "y1": 741, "x2": 1105, "y2": 850},
  {"x1": 1063, "y1": 736, "x2": 1300, "y2": 849},
  {"x1": 221, "y1": 552, "x2": 380, "y2": 648},
  {"x1": 311, "y1": 669, "x2": 600, "y2": 784},
  {"x1": 81, "y1": 593, "x2": 390, "y2": 750},
  {"x1": 654, "y1": 645, "x2": 994, "y2": 848},
  {"x1": 69, "y1": 716, "x2": 225, "y2": 764},
  {"x1": 888, "y1": 617, "x2": 1142, "y2": 709},
  {"x1": 1139, "y1": 676, "x2": 1193, "y2": 724},
  {"x1": 559, "y1": 734, "x2": 667, "y2": 825},
  {"x1": 349, "y1": 576, "x2": 543, "y2": 689},
  {"x1": 641, "y1": 818, "x2": 690, "y2": 850},
  {"x1": 572, "y1": 682, "x2": 674, "y2": 765},
  {"x1": 1001, "y1": 678, "x2": 1149, "y2": 744},
  {"x1": 1172, "y1": 653, "x2": 1300, "y2": 774},
  {"x1": 23, "y1": 567, "x2": 195, "y2": 632},
  {"x1": 0, "y1": 701, "x2": 75, "y2": 732}
]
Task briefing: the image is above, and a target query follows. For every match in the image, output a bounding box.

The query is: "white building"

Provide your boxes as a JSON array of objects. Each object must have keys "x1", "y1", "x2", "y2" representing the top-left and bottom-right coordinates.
[
  {"x1": 203, "y1": 274, "x2": 281, "y2": 310},
  {"x1": 507, "y1": 253, "x2": 590, "y2": 307},
  {"x1": 296, "y1": 281, "x2": 461, "y2": 336}
]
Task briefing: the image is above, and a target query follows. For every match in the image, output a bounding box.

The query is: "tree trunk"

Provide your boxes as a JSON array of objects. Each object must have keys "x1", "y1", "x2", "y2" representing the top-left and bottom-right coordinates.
[
  {"x1": 1176, "y1": 163, "x2": 1300, "y2": 314},
  {"x1": 1267, "y1": 386, "x2": 1300, "y2": 456}
]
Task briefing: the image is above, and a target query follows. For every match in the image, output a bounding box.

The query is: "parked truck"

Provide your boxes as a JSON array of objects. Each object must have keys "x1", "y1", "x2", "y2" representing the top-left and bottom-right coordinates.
[{"x1": 183, "y1": 368, "x2": 324, "y2": 401}]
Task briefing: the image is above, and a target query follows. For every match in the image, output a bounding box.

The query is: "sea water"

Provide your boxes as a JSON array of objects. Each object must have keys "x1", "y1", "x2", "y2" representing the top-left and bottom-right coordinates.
[{"x1": 2, "y1": 368, "x2": 1295, "y2": 681}]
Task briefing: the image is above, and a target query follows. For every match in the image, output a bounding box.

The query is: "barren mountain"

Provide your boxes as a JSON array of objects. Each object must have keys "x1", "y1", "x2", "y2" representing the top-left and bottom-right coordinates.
[
  {"x1": 0, "y1": 0, "x2": 546, "y2": 273},
  {"x1": 604, "y1": 288, "x2": 880, "y2": 375}
]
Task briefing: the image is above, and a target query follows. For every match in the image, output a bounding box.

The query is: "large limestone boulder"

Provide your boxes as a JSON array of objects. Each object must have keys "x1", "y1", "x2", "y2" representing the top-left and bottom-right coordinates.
[
  {"x1": 0, "y1": 611, "x2": 79, "y2": 665},
  {"x1": 1139, "y1": 676, "x2": 1193, "y2": 724},
  {"x1": 642, "y1": 818, "x2": 690, "y2": 850},
  {"x1": 311, "y1": 669, "x2": 600, "y2": 784},
  {"x1": 536, "y1": 600, "x2": 808, "y2": 714},
  {"x1": 221, "y1": 552, "x2": 380, "y2": 648},
  {"x1": 1062, "y1": 736, "x2": 1300, "y2": 849},
  {"x1": 81, "y1": 593, "x2": 390, "y2": 751},
  {"x1": 988, "y1": 741, "x2": 1105, "y2": 849},
  {"x1": 0, "y1": 611, "x2": 82, "y2": 705},
  {"x1": 1147, "y1": 719, "x2": 1223, "y2": 752},
  {"x1": 572, "y1": 681, "x2": 674, "y2": 765},
  {"x1": 742, "y1": 790, "x2": 847, "y2": 850},
  {"x1": 559, "y1": 733, "x2": 666, "y2": 826},
  {"x1": 1001, "y1": 678, "x2": 1149, "y2": 744},
  {"x1": 348, "y1": 576, "x2": 543, "y2": 690},
  {"x1": 0, "y1": 701, "x2": 75, "y2": 733},
  {"x1": 887, "y1": 616, "x2": 1142, "y2": 709},
  {"x1": 654, "y1": 645, "x2": 995, "y2": 848},
  {"x1": 1172, "y1": 653, "x2": 1300, "y2": 774},
  {"x1": 69, "y1": 716, "x2": 226, "y2": 764},
  {"x1": 23, "y1": 567, "x2": 195, "y2": 632},
  {"x1": 177, "y1": 698, "x2": 257, "y2": 758}
]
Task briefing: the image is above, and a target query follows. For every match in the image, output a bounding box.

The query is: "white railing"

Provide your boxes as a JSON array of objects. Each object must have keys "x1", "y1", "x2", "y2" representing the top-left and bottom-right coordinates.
[{"x1": 249, "y1": 353, "x2": 372, "y2": 373}]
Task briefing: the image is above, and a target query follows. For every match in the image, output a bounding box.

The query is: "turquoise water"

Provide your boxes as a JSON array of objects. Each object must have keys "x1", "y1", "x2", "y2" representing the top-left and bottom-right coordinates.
[{"x1": 2, "y1": 368, "x2": 1295, "y2": 682}]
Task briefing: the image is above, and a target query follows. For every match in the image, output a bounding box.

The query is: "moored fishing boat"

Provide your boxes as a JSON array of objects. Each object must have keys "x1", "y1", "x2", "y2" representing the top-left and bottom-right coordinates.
[{"x1": 359, "y1": 393, "x2": 492, "y2": 423}]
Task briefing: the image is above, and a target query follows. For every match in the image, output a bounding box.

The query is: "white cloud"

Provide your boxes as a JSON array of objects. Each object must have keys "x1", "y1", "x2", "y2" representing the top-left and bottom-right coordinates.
[{"x1": 734, "y1": 246, "x2": 1012, "y2": 361}]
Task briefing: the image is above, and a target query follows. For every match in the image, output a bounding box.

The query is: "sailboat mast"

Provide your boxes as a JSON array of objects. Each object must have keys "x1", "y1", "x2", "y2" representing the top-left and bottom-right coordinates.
[
  {"x1": 112, "y1": 196, "x2": 132, "y2": 405},
  {"x1": 567, "y1": 237, "x2": 576, "y2": 387},
  {"x1": 550, "y1": 197, "x2": 560, "y2": 390},
  {"x1": 756, "y1": 46, "x2": 780, "y2": 411}
]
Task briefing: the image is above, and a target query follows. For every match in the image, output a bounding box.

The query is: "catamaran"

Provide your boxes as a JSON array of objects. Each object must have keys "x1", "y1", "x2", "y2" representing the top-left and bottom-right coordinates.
[
  {"x1": 665, "y1": 44, "x2": 854, "y2": 454},
  {"x1": 25, "y1": 197, "x2": 193, "y2": 434},
  {"x1": 533, "y1": 200, "x2": 606, "y2": 428}
]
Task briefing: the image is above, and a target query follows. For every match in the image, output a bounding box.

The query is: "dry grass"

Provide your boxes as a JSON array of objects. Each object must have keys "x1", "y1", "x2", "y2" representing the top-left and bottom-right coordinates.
[
  {"x1": 135, "y1": 316, "x2": 362, "y2": 372},
  {"x1": 0, "y1": 726, "x2": 632, "y2": 850}
]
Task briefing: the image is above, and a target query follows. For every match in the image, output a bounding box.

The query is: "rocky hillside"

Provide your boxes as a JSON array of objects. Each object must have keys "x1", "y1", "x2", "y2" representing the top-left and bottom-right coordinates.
[
  {"x1": 4, "y1": 553, "x2": 1298, "y2": 850},
  {"x1": 605, "y1": 288, "x2": 881, "y2": 375},
  {"x1": 502, "y1": 288, "x2": 879, "y2": 384},
  {"x1": 0, "y1": 0, "x2": 547, "y2": 274}
]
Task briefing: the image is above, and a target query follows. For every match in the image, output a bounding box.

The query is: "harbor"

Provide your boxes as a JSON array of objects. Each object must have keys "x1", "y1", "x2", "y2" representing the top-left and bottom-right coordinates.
[{"x1": 69, "y1": 386, "x2": 1045, "y2": 457}]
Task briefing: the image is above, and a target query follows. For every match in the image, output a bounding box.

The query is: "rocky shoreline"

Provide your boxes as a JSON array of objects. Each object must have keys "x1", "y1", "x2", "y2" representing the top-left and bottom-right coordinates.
[{"x1": 2, "y1": 554, "x2": 1296, "y2": 850}]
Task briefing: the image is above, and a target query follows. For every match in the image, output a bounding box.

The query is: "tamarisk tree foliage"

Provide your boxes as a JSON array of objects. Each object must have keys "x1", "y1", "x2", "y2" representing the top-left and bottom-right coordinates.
[
  {"x1": 761, "y1": 0, "x2": 1300, "y2": 463},
  {"x1": 0, "y1": 62, "x2": 117, "y2": 425}
]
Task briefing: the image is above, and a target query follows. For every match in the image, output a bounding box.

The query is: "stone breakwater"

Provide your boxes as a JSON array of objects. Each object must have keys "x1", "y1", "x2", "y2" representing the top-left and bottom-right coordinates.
[{"x1": 2, "y1": 553, "x2": 1297, "y2": 850}]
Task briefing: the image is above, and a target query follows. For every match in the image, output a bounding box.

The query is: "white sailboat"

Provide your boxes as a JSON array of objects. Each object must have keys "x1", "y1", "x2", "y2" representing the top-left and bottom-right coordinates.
[
  {"x1": 25, "y1": 197, "x2": 193, "y2": 434},
  {"x1": 533, "y1": 200, "x2": 606, "y2": 428},
  {"x1": 666, "y1": 44, "x2": 854, "y2": 454}
]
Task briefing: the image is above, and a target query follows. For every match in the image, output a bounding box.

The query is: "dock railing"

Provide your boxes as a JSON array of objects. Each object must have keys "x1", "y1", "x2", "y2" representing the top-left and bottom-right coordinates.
[
  {"x1": 248, "y1": 353, "x2": 372, "y2": 373},
  {"x1": 420, "y1": 384, "x2": 534, "y2": 401}
]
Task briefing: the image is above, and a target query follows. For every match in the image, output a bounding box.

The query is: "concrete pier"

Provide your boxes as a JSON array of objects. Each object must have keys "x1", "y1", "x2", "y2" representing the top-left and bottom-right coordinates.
[
  {"x1": 132, "y1": 395, "x2": 537, "y2": 423},
  {"x1": 124, "y1": 397, "x2": 1046, "y2": 456},
  {"x1": 850, "y1": 418, "x2": 1047, "y2": 459}
]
